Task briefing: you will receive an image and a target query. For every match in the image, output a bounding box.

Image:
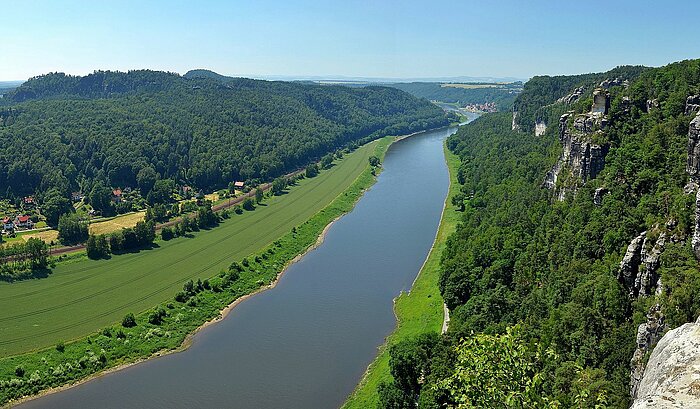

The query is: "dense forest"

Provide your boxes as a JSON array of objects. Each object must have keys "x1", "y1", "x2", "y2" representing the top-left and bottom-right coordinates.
[
  {"x1": 388, "y1": 82, "x2": 522, "y2": 111},
  {"x1": 0, "y1": 70, "x2": 450, "y2": 205},
  {"x1": 378, "y1": 59, "x2": 700, "y2": 408}
]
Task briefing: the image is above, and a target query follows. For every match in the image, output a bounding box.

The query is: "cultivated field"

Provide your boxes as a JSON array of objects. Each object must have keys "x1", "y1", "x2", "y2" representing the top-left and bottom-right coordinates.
[
  {"x1": 0, "y1": 140, "x2": 377, "y2": 356},
  {"x1": 88, "y1": 211, "x2": 146, "y2": 235}
]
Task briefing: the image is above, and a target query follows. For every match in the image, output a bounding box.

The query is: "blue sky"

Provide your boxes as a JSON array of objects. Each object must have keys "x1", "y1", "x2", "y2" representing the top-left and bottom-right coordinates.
[{"x1": 2, "y1": 0, "x2": 700, "y2": 81}]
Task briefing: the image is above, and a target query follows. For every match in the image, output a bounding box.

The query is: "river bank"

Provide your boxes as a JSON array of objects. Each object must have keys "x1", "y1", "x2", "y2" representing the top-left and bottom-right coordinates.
[
  {"x1": 343, "y1": 129, "x2": 467, "y2": 408},
  {"x1": 0, "y1": 135, "x2": 394, "y2": 407}
]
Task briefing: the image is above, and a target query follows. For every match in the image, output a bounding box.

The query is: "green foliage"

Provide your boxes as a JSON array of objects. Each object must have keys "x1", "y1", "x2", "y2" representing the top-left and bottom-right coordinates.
[
  {"x1": 0, "y1": 69, "x2": 448, "y2": 198},
  {"x1": 86, "y1": 234, "x2": 110, "y2": 260},
  {"x1": 242, "y1": 197, "x2": 255, "y2": 211},
  {"x1": 305, "y1": 163, "x2": 319, "y2": 178},
  {"x1": 121, "y1": 313, "x2": 136, "y2": 328},
  {"x1": 435, "y1": 328, "x2": 559, "y2": 408},
  {"x1": 368, "y1": 155, "x2": 380, "y2": 167},
  {"x1": 271, "y1": 177, "x2": 287, "y2": 195},
  {"x1": 41, "y1": 188, "x2": 71, "y2": 226},
  {"x1": 254, "y1": 188, "x2": 263, "y2": 204},
  {"x1": 57, "y1": 213, "x2": 88, "y2": 245}
]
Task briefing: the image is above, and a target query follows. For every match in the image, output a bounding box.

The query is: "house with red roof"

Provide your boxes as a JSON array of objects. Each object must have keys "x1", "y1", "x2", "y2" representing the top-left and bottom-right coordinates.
[
  {"x1": 14, "y1": 215, "x2": 33, "y2": 229},
  {"x1": 2, "y1": 217, "x2": 14, "y2": 232}
]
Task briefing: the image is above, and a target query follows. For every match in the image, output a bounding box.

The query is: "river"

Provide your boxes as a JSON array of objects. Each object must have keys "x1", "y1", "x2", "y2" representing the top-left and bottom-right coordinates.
[{"x1": 19, "y1": 116, "x2": 476, "y2": 409}]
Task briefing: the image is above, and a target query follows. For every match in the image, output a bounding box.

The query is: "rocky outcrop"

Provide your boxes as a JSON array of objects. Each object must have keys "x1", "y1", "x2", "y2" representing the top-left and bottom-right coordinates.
[
  {"x1": 544, "y1": 93, "x2": 610, "y2": 200},
  {"x1": 557, "y1": 86, "x2": 585, "y2": 105},
  {"x1": 511, "y1": 109, "x2": 519, "y2": 131},
  {"x1": 618, "y1": 230, "x2": 668, "y2": 299},
  {"x1": 619, "y1": 232, "x2": 646, "y2": 296},
  {"x1": 646, "y1": 99, "x2": 660, "y2": 112},
  {"x1": 686, "y1": 112, "x2": 700, "y2": 185},
  {"x1": 692, "y1": 189, "x2": 700, "y2": 260},
  {"x1": 593, "y1": 187, "x2": 608, "y2": 206},
  {"x1": 592, "y1": 89, "x2": 610, "y2": 114},
  {"x1": 535, "y1": 119, "x2": 547, "y2": 136},
  {"x1": 600, "y1": 77, "x2": 629, "y2": 89},
  {"x1": 631, "y1": 316, "x2": 700, "y2": 408},
  {"x1": 685, "y1": 95, "x2": 700, "y2": 115},
  {"x1": 631, "y1": 305, "x2": 667, "y2": 399}
]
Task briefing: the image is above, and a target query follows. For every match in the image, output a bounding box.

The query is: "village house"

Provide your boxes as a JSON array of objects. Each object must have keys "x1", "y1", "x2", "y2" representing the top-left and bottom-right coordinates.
[
  {"x1": 2, "y1": 217, "x2": 14, "y2": 232},
  {"x1": 14, "y1": 215, "x2": 33, "y2": 229},
  {"x1": 233, "y1": 181, "x2": 245, "y2": 190},
  {"x1": 23, "y1": 196, "x2": 35, "y2": 207},
  {"x1": 71, "y1": 191, "x2": 84, "y2": 202},
  {"x1": 112, "y1": 188, "x2": 123, "y2": 203}
]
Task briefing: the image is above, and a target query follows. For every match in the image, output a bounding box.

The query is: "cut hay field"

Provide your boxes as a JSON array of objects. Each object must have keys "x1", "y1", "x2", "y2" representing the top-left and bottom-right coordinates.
[
  {"x1": 0, "y1": 139, "x2": 378, "y2": 357},
  {"x1": 88, "y1": 212, "x2": 146, "y2": 235}
]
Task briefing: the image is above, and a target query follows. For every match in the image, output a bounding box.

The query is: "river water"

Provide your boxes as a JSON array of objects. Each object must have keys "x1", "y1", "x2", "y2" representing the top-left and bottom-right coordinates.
[{"x1": 20, "y1": 117, "x2": 475, "y2": 409}]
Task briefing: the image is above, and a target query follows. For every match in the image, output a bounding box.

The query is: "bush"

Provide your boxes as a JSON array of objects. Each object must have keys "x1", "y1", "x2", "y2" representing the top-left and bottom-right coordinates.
[
  {"x1": 15, "y1": 366, "x2": 25, "y2": 377},
  {"x1": 86, "y1": 234, "x2": 110, "y2": 259},
  {"x1": 55, "y1": 341, "x2": 65, "y2": 352},
  {"x1": 161, "y1": 226, "x2": 174, "y2": 241},
  {"x1": 57, "y1": 213, "x2": 89, "y2": 245},
  {"x1": 121, "y1": 313, "x2": 137, "y2": 328},
  {"x1": 148, "y1": 307, "x2": 167, "y2": 325},
  {"x1": 242, "y1": 197, "x2": 255, "y2": 211},
  {"x1": 305, "y1": 163, "x2": 319, "y2": 178}
]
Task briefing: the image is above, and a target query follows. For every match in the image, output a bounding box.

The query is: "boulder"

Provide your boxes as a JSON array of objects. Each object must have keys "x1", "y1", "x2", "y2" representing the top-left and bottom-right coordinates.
[{"x1": 631, "y1": 316, "x2": 700, "y2": 408}]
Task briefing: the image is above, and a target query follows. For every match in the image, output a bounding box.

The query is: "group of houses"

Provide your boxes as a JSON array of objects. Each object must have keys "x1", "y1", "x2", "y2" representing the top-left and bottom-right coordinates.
[{"x1": 3, "y1": 214, "x2": 34, "y2": 233}]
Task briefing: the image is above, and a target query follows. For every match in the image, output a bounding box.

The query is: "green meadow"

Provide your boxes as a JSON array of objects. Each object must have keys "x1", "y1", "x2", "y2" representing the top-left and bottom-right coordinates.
[{"x1": 0, "y1": 138, "x2": 380, "y2": 357}]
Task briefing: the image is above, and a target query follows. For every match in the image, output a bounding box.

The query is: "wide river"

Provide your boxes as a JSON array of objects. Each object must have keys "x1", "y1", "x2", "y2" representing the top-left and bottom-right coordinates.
[{"x1": 20, "y1": 116, "x2": 475, "y2": 409}]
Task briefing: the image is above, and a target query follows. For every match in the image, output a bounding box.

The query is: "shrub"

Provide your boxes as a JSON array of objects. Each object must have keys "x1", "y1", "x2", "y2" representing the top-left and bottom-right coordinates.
[
  {"x1": 161, "y1": 226, "x2": 174, "y2": 241},
  {"x1": 242, "y1": 197, "x2": 255, "y2": 211},
  {"x1": 55, "y1": 341, "x2": 65, "y2": 352},
  {"x1": 15, "y1": 366, "x2": 25, "y2": 377},
  {"x1": 121, "y1": 313, "x2": 137, "y2": 328}
]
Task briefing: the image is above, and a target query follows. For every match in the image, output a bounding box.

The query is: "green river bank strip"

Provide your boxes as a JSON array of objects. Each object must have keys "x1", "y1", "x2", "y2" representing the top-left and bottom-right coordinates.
[
  {"x1": 343, "y1": 142, "x2": 461, "y2": 409},
  {"x1": 0, "y1": 136, "x2": 394, "y2": 407}
]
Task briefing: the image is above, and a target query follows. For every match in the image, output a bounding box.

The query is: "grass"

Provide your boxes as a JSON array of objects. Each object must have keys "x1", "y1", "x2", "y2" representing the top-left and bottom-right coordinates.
[
  {"x1": 88, "y1": 211, "x2": 145, "y2": 235},
  {"x1": 342, "y1": 142, "x2": 462, "y2": 409},
  {"x1": 0, "y1": 136, "x2": 393, "y2": 407},
  {"x1": 21, "y1": 230, "x2": 58, "y2": 243},
  {"x1": 0, "y1": 139, "x2": 382, "y2": 357}
]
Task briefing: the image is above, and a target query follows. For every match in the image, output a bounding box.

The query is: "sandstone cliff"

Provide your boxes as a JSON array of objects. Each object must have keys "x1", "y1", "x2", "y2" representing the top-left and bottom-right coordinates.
[
  {"x1": 543, "y1": 90, "x2": 610, "y2": 200},
  {"x1": 631, "y1": 316, "x2": 700, "y2": 408}
]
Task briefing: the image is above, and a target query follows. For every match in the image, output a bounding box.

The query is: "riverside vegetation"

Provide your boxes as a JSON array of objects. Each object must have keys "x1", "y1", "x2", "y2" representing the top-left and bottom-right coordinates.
[
  {"x1": 0, "y1": 136, "x2": 393, "y2": 406},
  {"x1": 366, "y1": 59, "x2": 700, "y2": 408}
]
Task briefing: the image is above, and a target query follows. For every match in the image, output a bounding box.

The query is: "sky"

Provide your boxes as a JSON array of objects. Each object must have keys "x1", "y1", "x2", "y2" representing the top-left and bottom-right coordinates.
[{"x1": 2, "y1": 0, "x2": 700, "y2": 81}]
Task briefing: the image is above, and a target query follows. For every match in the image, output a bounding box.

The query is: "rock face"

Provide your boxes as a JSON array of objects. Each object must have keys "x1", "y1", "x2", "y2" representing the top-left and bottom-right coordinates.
[
  {"x1": 618, "y1": 231, "x2": 667, "y2": 299},
  {"x1": 686, "y1": 95, "x2": 700, "y2": 115},
  {"x1": 544, "y1": 101, "x2": 610, "y2": 200},
  {"x1": 631, "y1": 316, "x2": 700, "y2": 408},
  {"x1": 692, "y1": 189, "x2": 700, "y2": 260},
  {"x1": 593, "y1": 187, "x2": 608, "y2": 206},
  {"x1": 557, "y1": 86, "x2": 585, "y2": 105},
  {"x1": 686, "y1": 112, "x2": 700, "y2": 185},
  {"x1": 511, "y1": 109, "x2": 519, "y2": 131},
  {"x1": 535, "y1": 119, "x2": 547, "y2": 136},
  {"x1": 630, "y1": 305, "x2": 667, "y2": 399},
  {"x1": 600, "y1": 77, "x2": 629, "y2": 89},
  {"x1": 618, "y1": 232, "x2": 646, "y2": 296},
  {"x1": 592, "y1": 89, "x2": 610, "y2": 114}
]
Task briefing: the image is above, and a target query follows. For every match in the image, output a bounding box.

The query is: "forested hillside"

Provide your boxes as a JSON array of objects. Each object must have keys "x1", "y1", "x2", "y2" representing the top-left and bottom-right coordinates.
[
  {"x1": 0, "y1": 70, "x2": 450, "y2": 201},
  {"x1": 377, "y1": 59, "x2": 700, "y2": 408}
]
